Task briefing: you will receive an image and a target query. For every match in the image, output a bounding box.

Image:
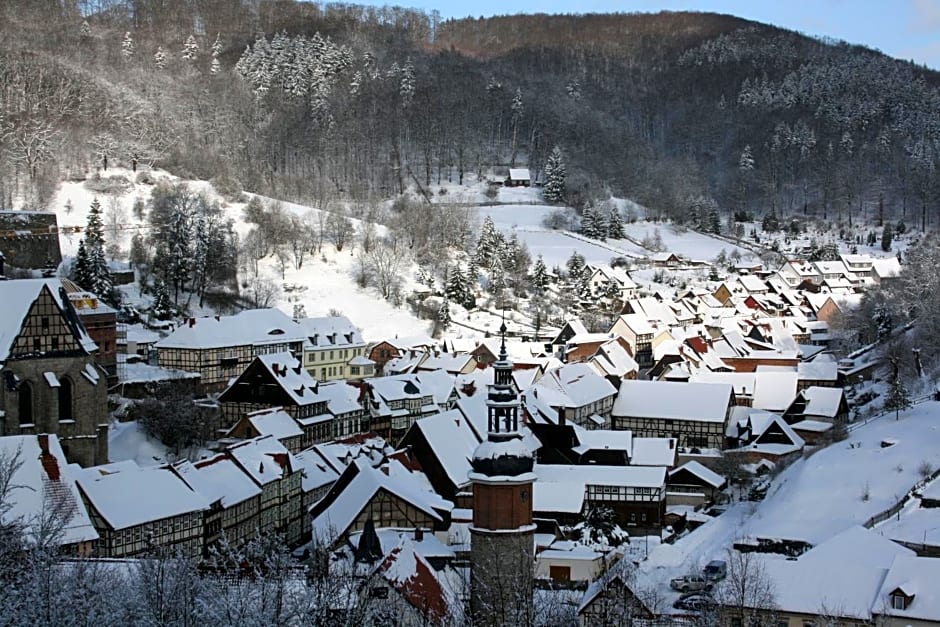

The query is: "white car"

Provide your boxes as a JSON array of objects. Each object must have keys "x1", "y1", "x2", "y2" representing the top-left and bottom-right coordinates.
[{"x1": 670, "y1": 575, "x2": 713, "y2": 593}]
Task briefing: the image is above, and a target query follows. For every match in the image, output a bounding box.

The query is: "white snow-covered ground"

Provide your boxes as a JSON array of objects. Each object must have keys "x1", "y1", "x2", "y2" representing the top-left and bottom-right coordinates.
[
  {"x1": 627, "y1": 402, "x2": 940, "y2": 603},
  {"x1": 622, "y1": 221, "x2": 754, "y2": 261},
  {"x1": 48, "y1": 168, "x2": 431, "y2": 342},
  {"x1": 745, "y1": 401, "x2": 940, "y2": 545}
]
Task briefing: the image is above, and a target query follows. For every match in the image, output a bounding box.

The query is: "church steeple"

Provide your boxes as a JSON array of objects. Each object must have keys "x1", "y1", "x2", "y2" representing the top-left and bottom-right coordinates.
[
  {"x1": 468, "y1": 313, "x2": 536, "y2": 626},
  {"x1": 486, "y1": 315, "x2": 520, "y2": 436}
]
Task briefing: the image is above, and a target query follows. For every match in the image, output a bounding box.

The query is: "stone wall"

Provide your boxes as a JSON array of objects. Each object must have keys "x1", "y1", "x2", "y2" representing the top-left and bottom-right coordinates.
[
  {"x1": 0, "y1": 211, "x2": 62, "y2": 270},
  {"x1": 470, "y1": 529, "x2": 535, "y2": 627},
  {"x1": 0, "y1": 354, "x2": 109, "y2": 467}
]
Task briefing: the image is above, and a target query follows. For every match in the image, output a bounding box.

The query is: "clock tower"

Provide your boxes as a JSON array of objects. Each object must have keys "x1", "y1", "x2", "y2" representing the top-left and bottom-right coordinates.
[{"x1": 468, "y1": 321, "x2": 536, "y2": 626}]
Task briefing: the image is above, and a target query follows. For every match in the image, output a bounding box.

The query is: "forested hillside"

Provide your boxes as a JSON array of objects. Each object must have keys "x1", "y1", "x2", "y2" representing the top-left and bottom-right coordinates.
[{"x1": 1, "y1": 1, "x2": 938, "y2": 228}]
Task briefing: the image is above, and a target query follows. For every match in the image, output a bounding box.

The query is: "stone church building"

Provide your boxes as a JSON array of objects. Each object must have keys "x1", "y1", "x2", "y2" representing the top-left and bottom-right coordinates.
[{"x1": 0, "y1": 279, "x2": 108, "y2": 467}]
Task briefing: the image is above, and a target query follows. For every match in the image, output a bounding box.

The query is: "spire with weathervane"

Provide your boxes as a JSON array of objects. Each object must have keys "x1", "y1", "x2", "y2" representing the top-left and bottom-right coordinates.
[{"x1": 485, "y1": 313, "x2": 521, "y2": 438}]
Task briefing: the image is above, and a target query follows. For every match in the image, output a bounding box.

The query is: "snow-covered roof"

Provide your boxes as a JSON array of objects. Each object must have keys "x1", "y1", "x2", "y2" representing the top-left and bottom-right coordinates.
[
  {"x1": 248, "y1": 352, "x2": 326, "y2": 407},
  {"x1": 508, "y1": 168, "x2": 531, "y2": 181},
  {"x1": 174, "y1": 456, "x2": 261, "y2": 508},
  {"x1": 532, "y1": 481, "x2": 586, "y2": 513},
  {"x1": 0, "y1": 279, "x2": 98, "y2": 362},
  {"x1": 292, "y1": 448, "x2": 341, "y2": 493},
  {"x1": 752, "y1": 366, "x2": 799, "y2": 412},
  {"x1": 614, "y1": 313, "x2": 654, "y2": 336},
  {"x1": 412, "y1": 409, "x2": 480, "y2": 489},
  {"x1": 798, "y1": 359, "x2": 839, "y2": 382},
  {"x1": 317, "y1": 381, "x2": 363, "y2": 415},
  {"x1": 155, "y1": 308, "x2": 306, "y2": 350},
  {"x1": 875, "y1": 554, "x2": 940, "y2": 621},
  {"x1": 590, "y1": 340, "x2": 639, "y2": 377},
  {"x1": 535, "y1": 464, "x2": 666, "y2": 489},
  {"x1": 629, "y1": 438, "x2": 677, "y2": 467},
  {"x1": 612, "y1": 381, "x2": 732, "y2": 423},
  {"x1": 77, "y1": 465, "x2": 209, "y2": 530},
  {"x1": 226, "y1": 435, "x2": 297, "y2": 487},
  {"x1": 534, "y1": 363, "x2": 617, "y2": 409},
  {"x1": 571, "y1": 425, "x2": 632, "y2": 456},
  {"x1": 246, "y1": 407, "x2": 304, "y2": 440},
  {"x1": 871, "y1": 256, "x2": 901, "y2": 279},
  {"x1": 312, "y1": 459, "x2": 451, "y2": 543},
  {"x1": 801, "y1": 386, "x2": 845, "y2": 418},
  {"x1": 296, "y1": 315, "x2": 365, "y2": 349},
  {"x1": 669, "y1": 460, "x2": 725, "y2": 489},
  {"x1": 381, "y1": 334, "x2": 436, "y2": 350},
  {"x1": 0, "y1": 434, "x2": 98, "y2": 545},
  {"x1": 761, "y1": 526, "x2": 913, "y2": 620}
]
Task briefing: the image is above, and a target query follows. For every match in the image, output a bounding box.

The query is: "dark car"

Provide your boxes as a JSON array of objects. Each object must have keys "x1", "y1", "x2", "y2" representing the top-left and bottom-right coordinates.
[{"x1": 673, "y1": 593, "x2": 717, "y2": 612}]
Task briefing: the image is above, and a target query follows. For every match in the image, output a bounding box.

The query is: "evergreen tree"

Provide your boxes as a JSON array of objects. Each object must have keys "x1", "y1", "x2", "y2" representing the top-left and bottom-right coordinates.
[
  {"x1": 210, "y1": 33, "x2": 222, "y2": 74},
  {"x1": 707, "y1": 206, "x2": 721, "y2": 234},
  {"x1": 154, "y1": 46, "x2": 167, "y2": 70},
  {"x1": 543, "y1": 146, "x2": 566, "y2": 203},
  {"x1": 606, "y1": 205, "x2": 625, "y2": 239},
  {"x1": 532, "y1": 255, "x2": 550, "y2": 291},
  {"x1": 445, "y1": 265, "x2": 469, "y2": 308},
  {"x1": 87, "y1": 243, "x2": 114, "y2": 303},
  {"x1": 566, "y1": 251, "x2": 586, "y2": 280},
  {"x1": 121, "y1": 31, "x2": 135, "y2": 59},
  {"x1": 151, "y1": 278, "x2": 174, "y2": 320},
  {"x1": 762, "y1": 211, "x2": 780, "y2": 233},
  {"x1": 475, "y1": 215, "x2": 500, "y2": 268},
  {"x1": 182, "y1": 35, "x2": 199, "y2": 61},
  {"x1": 437, "y1": 297, "x2": 452, "y2": 330},
  {"x1": 881, "y1": 225, "x2": 893, "y2": 252},
  {"x1": 884, "y1": 373, "x2": 911, "y2": 420},
  {"x1": 85, "y1": 197, "x2": 105, "y2": 247},
  {"x1": 72, "y1": 238, "x2": 90, "y2": 289}
]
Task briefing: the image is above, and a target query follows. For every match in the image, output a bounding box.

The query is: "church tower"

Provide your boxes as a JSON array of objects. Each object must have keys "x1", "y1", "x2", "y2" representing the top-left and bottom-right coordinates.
[{"x1": 469, "y1": 321, "x2": 535, "y2": 626}]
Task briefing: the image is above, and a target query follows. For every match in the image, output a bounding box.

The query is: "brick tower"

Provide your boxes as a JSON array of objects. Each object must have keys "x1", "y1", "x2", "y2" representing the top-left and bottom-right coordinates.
[{"x1": 469, "y1": 320, "x2": 536, "y2": 626}]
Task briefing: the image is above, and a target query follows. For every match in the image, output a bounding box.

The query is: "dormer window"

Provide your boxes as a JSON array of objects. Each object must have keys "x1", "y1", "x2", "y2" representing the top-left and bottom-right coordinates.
[
  {"x1": 890, "y1": 587, "x2": 914, "y2": 610},
  {"x1": 268, "y1": 328, "x2": 284, "y2": 335}
]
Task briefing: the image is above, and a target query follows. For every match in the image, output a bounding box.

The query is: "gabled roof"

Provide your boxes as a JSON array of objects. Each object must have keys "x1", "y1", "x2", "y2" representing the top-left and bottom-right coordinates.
[
  {"x1": 374, "y1": 538, "x2": 459, "y2": 624},
  {"x1": 174, "y1": 455, "x2": 262, "y2": 508},
  {"x1": 875, "y1": 554, "x2": 940, "y2": 621},
  {"x1": 222, "y1": 352, "x2": 326, "y2": 408},
  {"x1": 0, "y1": 434, "x2": 98, "y2": 545},
  {"x1": 312, "y1": 459, "x2": 451, "y2": 544},
  {"x1": 77, "y1": 464, "x2": 209, "y2": 531},
  {"x1": 155, "y1": 308, "x2": 306, "y2": 350},
  {"x1": 296, "y1": 315, "x2": 365, "y2": 349},
  {"x1": 534, "y1": 363, "x2": 617, "y2": 409},
  {"x1": 408, "y1": 409, "x2": 481, "y2": 491},
  {"x1": 0, "y1": 279, "x2": 98, "y2": 362},
  {"x1": 226, "y1": 435, "x2": 297, "y2": 487},
  {"x1": 669, "y1": 460, "x2": 725, "y2": 489},
  {"x1": 613, "y1": 380, "x2": 732, "y2": 423},
  {"x1": 244, "y1": 407, "x2": 304, "y2": 440}
]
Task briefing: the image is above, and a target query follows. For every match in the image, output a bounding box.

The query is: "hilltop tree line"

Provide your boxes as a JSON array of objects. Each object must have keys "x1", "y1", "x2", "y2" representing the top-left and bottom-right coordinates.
[{"x1": 0, "y1": 2, "x2": 937, "y2": 234}]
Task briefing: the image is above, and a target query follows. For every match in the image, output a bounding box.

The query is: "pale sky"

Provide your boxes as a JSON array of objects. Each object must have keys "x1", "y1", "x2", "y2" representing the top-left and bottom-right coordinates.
[{"x1": 386, "y1": 0, "x2": 940, "y2": 69}]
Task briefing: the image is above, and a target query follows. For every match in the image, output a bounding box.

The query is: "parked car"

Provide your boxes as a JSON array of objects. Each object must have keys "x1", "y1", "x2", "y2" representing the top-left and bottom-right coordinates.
[
  {"x1": 703, "y1": 560, "x2": 727, "y2": 581},
  {"x1": 673, "y1": 593, "x2": 717, "y2": 612},
  {"x1": 670, "y1": 575, "x2": 713, "y2": 593}
]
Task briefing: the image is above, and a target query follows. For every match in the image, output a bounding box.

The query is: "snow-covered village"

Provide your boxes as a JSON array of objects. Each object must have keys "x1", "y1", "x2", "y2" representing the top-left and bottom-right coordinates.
[{"x1": 2, "y1": 2, "x2": 940, "y2": 626}]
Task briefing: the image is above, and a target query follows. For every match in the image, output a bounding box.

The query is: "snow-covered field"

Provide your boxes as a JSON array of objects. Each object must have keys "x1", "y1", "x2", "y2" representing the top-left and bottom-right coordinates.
[
  {"x1": 48, "y1": 168, "x2": 431, "y2": 342},
  {"x1": 746, "y1": 401, "x2": 940, "y2": 545}
]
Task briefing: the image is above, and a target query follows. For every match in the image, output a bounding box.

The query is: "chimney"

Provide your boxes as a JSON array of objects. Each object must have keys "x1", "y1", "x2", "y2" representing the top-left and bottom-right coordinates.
[
  {"x1": 258, "y1": 461, "x2": 264, "y2": 474},
  {"x1": 414, "y1": 528, "x2": 424, "y2": 542},
  {"x1": 669, "y1": 439, "x2": 675, "y2": 449},
  {"x1": 188, "y1": 317, "x2": 196, "y2": 328},
  {"x1": 557, "y1": 407, "x2": 566, "y2": 426},
  {"x1": 215, "y1": 315, "x2": 220, "y2": 321},
  {"x1": 38, "y1": 433, "x2": 50, "y2": 454}
]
